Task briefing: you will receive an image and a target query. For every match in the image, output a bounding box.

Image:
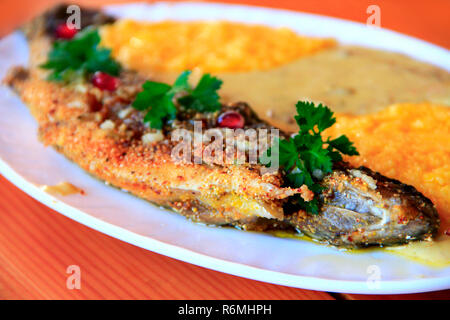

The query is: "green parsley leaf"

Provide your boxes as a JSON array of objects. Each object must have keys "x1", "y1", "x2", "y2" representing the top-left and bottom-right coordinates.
[
  {"x1": 327, "y1": 135, "x2": 359, "y2": 156},
  {"x1": 295, "y1": 101, "x2": 335, "y2": 135},
  {"x1": 132, "y1": 71, "x2": 222, "y2": 129},
  {"x1": 263, "y1": 101, "x2": 359, "y2": 214},
  {"x1": 40, "y1": 28, "x2": 121, "y2": 83},
  {"x1": 132, "y1": 81, "x2": 175, "y2": 130},
  {"x1": 177, "y1": 72, "x2": 223, "y2": 112},
  {"x1": 278, "y1": 139, "x2": 298, "y2": 171}
]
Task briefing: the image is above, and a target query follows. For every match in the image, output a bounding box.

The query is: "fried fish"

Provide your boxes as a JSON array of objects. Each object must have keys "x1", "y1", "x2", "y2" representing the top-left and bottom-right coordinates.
[{"x1": 4, "y1": 5, "x2": 440, "y2": 247}]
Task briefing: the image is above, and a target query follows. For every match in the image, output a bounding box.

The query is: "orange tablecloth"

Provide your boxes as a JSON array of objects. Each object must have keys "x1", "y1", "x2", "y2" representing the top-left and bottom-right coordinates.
[{"x1": 0, "y1": 0, "x2": 449, "y2": 300}]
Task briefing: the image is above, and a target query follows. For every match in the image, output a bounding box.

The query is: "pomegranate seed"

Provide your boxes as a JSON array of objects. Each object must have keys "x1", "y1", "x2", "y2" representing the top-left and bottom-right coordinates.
[
  {"x1": 217, "y1": 111, "x2": 245, "y2": 129},
  {"x1": 55, "y1": 23, "x2": 78, "y2": 39},
  {"x1": 92, "y1": 72, "x2": 119, "y2": 91},
  {"x1": 445, "y1": 229, "x2": 450, "y2": 236}
]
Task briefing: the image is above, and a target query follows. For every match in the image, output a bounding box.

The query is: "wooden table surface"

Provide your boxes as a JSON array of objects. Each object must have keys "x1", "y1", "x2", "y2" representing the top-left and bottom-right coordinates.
[{"x1": 0, "y1": 0, "x2": 449, "y2": 300}]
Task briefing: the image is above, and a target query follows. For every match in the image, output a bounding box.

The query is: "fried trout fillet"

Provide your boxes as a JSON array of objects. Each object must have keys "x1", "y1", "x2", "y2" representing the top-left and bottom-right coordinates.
[
  {"x1": 3, "y1": 5, "x2": 440, "y2": 247},
  {"x1": 6, "y1": 66, "x2": 305, "y2": 230}
]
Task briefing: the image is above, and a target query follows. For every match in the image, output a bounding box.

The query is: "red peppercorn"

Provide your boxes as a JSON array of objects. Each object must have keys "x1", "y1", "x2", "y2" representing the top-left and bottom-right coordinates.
[
  {"x1": 92, "y1": 72, "x2": 119, "y2": 91},
  {"x1": 55, "y1": 23, "x2": 78, "y2": 39},
  {"x1": 217, "y1": 111, "x2": 245, "y2": 129}
]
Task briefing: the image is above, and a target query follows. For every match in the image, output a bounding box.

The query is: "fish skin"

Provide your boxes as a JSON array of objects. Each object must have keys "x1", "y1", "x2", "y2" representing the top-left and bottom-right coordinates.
[
  {"x1": 3, "y1": 5, "x2": 440, "y2": 247},
  {"x1": 288, "y1": 164, "x2": 440, "y2": 247}
]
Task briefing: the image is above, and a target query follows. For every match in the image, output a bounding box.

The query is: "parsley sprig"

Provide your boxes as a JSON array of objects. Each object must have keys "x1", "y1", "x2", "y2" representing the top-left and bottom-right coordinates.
[
  {"x1": 132, "y1": 71, "x2": 222, "y2": 129},
  {"x1": 267, "y1": 101, "x2": 359, "y2": 214},
  {"x1": 41, "y1": 28, "x2": 121, "y2": 82}
]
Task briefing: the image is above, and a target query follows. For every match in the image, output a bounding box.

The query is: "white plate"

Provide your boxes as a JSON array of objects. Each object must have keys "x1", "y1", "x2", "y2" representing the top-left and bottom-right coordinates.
[{"x1": 0, "y1": 2, "x2": 449, "y2": 294}]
